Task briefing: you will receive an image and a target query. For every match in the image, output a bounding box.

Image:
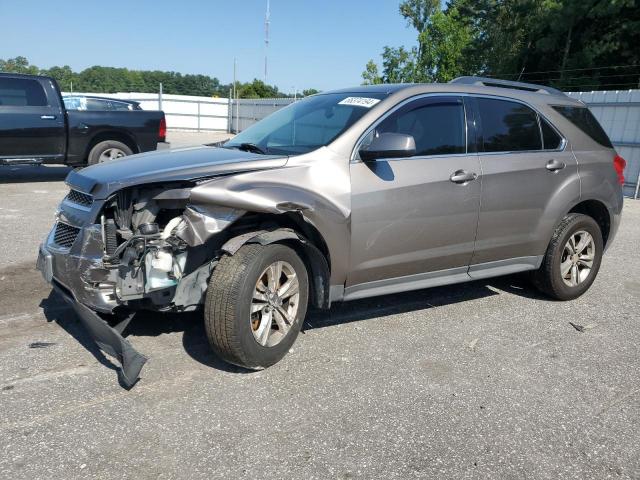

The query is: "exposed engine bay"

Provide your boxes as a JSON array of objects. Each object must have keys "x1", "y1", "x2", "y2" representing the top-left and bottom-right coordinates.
[{"x1": 99, "y1": 183, "x2": 244, "y2": 313}]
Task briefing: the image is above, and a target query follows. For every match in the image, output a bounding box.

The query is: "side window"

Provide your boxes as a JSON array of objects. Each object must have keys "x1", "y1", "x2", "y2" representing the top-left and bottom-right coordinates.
[
  {"x1": 477, "y1": 98, "x2": 541, "y2": 152},
  {"x1": 540, "y1": 118, "x2": 562, "y2": 150},
  {"x1": 376, "y1": 97, "x2": 466, "y2": 156},
  {"x1": 0, "y1": 78, "x2": 48, "y2": 106}
]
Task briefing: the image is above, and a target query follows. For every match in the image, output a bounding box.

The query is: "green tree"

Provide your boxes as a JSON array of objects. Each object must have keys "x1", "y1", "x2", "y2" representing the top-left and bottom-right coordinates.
[
  {"x1": 362, "y1": 60, "x2": 383, "y2": 85},
  {"x1": 417, "y1": 8, "x2": 473, "y2": 82},
  {"x1": 0, "y1": 56, "x2": 39, "y2": 75}
]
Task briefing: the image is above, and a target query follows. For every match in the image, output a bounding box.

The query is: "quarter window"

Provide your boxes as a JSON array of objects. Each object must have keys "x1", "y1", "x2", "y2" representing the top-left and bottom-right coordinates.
[
  {"x1": 552, "y1": 105, "x2": 612, "y2": 148},
  {"x1": 540, "y1": 118, "x2": 562, "y2": 150},
  {"x1": 477, "y1": 98, "x2": 541, "y2": 152},
  {"x1": 375, "y1": 97, "x2": 466, "y2": 156},
  {"x1": 0, "y1": 78, "x2": 48, "y2": 106}
]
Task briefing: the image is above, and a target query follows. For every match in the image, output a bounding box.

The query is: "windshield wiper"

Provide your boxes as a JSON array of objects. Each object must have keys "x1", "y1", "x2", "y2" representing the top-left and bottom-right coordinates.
[{"x1": 235, "y1": 142, "x2": 267, "y2": 155}]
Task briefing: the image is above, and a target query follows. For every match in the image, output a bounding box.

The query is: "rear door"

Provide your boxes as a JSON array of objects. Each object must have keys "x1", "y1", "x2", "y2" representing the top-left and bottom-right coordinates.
[
  {"x1": 0, "y1": 76, "x2": 65, "y2": 162},
  {"x1": 347, "y1": 95, "x2": 481, "y2": 293},
  {"x1": 468, "y1": 96, "x2": 579, "y2": 276}
]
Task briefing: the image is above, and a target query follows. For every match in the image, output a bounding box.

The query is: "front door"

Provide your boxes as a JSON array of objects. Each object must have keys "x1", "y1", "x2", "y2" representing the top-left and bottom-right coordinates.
[
  {"x1": 347, "y1": 96, "x2": 481, "y2": 296},
  {"x1": 0, "y1": 76, "x2": 65, "y2": 162}
]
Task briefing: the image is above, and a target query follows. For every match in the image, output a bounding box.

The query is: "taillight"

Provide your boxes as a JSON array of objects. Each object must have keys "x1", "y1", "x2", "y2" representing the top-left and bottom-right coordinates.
[
  {"x1": 158, "y1": 116, "x2": 167, "y2": 142},
  {"x1": 613, "y1": 154, "x2": 626, "y2": 185}
]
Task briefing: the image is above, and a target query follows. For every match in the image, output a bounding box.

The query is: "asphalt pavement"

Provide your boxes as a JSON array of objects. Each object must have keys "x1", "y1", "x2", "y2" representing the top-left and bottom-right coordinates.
[{"x1": 0, "y1": 135, "x2": 638, "y2": 479}]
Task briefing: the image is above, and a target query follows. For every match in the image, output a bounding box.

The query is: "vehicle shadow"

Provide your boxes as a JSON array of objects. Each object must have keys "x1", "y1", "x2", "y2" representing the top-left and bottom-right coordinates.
[
  {"x1": 0, "y1": 165, "x2": 72, "y2": 183},
  {"x1": 38, "y1": 273, "x2": 548, "y2": 377},
  {"x1": 303, "y1": 274, "x2": 544, "y2": 330},
  {"x1": 39, "y1": 291, "x2": 120, "y2": 374}
]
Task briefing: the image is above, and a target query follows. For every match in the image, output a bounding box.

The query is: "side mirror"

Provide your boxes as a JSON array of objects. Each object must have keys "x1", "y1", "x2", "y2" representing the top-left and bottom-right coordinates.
[{"x1": 359, "y1": 132, "x2": 416, "y2": 162}]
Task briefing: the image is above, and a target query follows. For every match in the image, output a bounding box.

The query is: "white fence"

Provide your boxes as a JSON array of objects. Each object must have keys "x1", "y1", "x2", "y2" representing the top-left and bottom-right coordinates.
[
  {"x1": 63, "y1": 91, "x2": 230, "y2": 131},
  {"x1": 67, "y1": 89, "x2": 640, "y2": 197}
]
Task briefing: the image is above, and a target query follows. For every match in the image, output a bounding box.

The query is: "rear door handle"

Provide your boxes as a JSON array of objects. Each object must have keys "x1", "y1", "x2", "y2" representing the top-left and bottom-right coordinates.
[
  {"x1": 40, "y1": 115, "x2": 56, "y2": 120},
  {"x1": 546, "y1": 159, "x2": 566, "y2": 172},
  {"x1": 449, "y1": 170, "x2": 478, "y2": 184}
]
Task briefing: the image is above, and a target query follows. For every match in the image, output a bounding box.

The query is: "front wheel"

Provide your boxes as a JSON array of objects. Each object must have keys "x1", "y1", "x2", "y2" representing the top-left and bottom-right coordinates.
[
  {"x1": 532, "y1": 213, "x2": 603, "y2": 300},
  {"x1": 204, "y1": 243, "x2": 309, "y2": 369}
]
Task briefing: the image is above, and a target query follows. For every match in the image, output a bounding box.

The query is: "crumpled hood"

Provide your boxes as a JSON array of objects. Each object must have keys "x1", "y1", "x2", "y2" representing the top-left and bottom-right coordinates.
[{"x1": 65, "y1": 146, "x2": 288, "y2": 199}]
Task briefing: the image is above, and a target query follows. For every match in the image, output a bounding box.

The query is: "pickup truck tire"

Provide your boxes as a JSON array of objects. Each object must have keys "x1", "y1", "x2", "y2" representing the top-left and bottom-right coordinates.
[
  {"x1": 532, "y1": 213, "x2": 603, "y2": 301},
  {"x1": 87, "y1": 140, "x2": 133, "y2": 165},
  {"x1": 204, "y1": 243, "x2": 309, "y2": 369}
]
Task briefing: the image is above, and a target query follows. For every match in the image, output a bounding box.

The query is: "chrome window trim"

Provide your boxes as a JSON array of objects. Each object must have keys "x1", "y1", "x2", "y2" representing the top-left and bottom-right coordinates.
[
  {"x1": 350, "y1": 92, "x2": 567, "y2": 162},
  {"x1": 467, "y1": 94, "x2": 567, "y2": 155}
]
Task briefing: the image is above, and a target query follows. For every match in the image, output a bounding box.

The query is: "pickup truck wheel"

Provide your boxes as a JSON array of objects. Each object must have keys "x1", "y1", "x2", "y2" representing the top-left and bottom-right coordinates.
[
  {"x1": 532, "y1": 213, "x2": 603, "y2": 301},
  {"x1": 204, "y1": 243, "x2": 309, "y2": 369},
  {"x1": 87, "y1": 140, "x2": 133, "y2": 165}
]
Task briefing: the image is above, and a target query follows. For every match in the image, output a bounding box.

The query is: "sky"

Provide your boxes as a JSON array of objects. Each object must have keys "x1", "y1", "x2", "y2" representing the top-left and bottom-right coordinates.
[{"x1": 0, "y1": 0, "x2": 417, "y2": 93}]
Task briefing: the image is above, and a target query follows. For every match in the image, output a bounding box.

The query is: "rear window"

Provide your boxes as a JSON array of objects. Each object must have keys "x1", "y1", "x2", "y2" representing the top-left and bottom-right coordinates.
[
  {"x1": 552, "y1": 106, "x2": 612, "y2": 148},
  {"x1": 477, "y1": 98, "x2": 542, "y2": 152},
  {"x1": 0, "y1": 78, "x2": 48, "y2": 106}
]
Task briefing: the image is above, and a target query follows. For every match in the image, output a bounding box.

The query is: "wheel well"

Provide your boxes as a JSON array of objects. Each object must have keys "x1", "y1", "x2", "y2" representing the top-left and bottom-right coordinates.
[
  {"x1": 85, "y1": 131, "x2": 139, "y2": 161},
  {"x1": 223, "y1": 212, "x2": 332, "y2": 309},
  {"x1": 569, "y1": 200, "x2": 611, "y2": 246},
  {"x1": 228, "y1": 212, "x2": 330, "y2": 267}
]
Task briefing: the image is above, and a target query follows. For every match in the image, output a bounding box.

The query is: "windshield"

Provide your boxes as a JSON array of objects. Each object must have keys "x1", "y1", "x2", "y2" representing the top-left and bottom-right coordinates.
[{"x1": 224, "y1": 92, "x2": 388, "y2": 155}]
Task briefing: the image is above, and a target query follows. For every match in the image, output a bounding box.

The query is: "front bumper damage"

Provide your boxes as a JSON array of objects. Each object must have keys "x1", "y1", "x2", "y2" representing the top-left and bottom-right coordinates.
[
  {"x1": 37, "y1": 244, "x2": 148, "y2": 388},
  {"x1": 36, "y1": 184, "x2": 244, "y2": 388}
]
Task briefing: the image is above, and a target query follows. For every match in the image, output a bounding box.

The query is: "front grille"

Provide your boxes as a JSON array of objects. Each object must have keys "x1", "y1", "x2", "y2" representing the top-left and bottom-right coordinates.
[
  {"x1": 53, "y1": 222, "x2": 80, "y2": 248},
  {"x1": 66, "y1": 189, "x2": 93, "y2": 207}
]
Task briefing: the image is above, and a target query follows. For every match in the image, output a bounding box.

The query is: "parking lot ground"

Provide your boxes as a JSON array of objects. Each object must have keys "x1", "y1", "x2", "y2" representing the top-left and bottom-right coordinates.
[{"x1": 0, "y1": 148, "x2": 639, "y2": 478}]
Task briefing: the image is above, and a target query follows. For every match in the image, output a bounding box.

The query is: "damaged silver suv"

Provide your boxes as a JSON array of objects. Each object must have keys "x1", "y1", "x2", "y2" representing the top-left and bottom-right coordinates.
[{"x1": 38, "y1": 77, "x2": 625, "y2": 387}]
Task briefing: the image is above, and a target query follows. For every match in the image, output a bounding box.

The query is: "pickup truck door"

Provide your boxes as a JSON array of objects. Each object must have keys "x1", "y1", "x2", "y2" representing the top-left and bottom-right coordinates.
[
  {"x1": 0, "y1": 76, "x2": 65, "y2": 163},
  {"x1": 346, "y1": 96, "x2": 481, "y2": 298}
]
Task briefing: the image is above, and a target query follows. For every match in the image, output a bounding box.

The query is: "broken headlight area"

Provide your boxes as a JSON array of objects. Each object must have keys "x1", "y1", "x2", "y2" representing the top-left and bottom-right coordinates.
[{"x1": 98, "y1": 185, "x2": 244, "y2": 312}]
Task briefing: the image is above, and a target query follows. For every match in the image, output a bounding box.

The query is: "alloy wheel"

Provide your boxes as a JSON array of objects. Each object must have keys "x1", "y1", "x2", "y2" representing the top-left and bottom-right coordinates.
[
  {"x1": 250, "y1": 261, "x2": 300, "y2": 347},
  {"x1": 560, "y1": 230, "x2": 595, "y2": 287}
]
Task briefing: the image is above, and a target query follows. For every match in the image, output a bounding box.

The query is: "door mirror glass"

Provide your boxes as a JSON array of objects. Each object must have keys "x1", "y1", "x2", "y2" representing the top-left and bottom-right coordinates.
[{"x1": 359, "y1": 132, "x2": 416, "y2": 161}]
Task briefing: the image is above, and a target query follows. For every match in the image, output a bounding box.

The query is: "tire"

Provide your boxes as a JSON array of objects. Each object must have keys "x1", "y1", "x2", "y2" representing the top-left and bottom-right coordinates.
[
  {"x1": 532, "y1": 213, "x2": 603, "y2": 300},
  {"x1": 204, "y1": 243, "x2": 309, "y2": 369},
  {"x1": 87, "y1": 140, "x2": 133, "y2": 165}
]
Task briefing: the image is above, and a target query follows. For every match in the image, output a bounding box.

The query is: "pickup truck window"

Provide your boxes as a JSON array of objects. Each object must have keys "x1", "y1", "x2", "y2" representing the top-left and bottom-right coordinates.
[
  {"x1": 225, "y1": 92, "x2": 388, "y2": 155},
  {"x1": 0, "y1": 78, "x2": 48, "y2": 107}
]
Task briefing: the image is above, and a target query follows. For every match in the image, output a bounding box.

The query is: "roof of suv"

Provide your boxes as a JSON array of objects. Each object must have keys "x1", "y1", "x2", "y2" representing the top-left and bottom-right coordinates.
[{"x1": 326, "y1": 77, "x2": 583, "y2": 107}]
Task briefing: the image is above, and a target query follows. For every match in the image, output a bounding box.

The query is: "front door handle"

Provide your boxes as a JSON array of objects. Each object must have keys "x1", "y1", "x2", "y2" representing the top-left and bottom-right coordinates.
[
  {"x1": 546, "y1": 159, "x2": 566, "y2": 172},
  {"x1": 449, "y1": 169, "x2": 478, "y2": 184},
  {"x1": 40, "y1": 115, "x2": 56, "y2": 120}
]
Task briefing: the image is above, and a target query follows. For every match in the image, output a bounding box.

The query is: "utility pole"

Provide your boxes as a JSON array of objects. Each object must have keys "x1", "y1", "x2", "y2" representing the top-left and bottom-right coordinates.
[
  {"x1": 264, "y1": 0, "x2": 270, "y2": 83},
  {"x1": 233, "y1": 58, "x2": 239, "y2": 133}
]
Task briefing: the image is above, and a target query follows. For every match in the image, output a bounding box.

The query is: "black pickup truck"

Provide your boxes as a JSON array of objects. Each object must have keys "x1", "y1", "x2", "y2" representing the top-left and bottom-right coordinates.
[{"x1": 0, "y1": 73, "x2": 167, "y2": 167}]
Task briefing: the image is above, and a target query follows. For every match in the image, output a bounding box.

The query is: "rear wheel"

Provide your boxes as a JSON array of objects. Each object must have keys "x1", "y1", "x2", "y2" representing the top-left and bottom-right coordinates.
[
  {"x1": 87, "y1": 140, "x2": 133, "y2": 165},
  {"x1": 532, "y1": 213, "x2": 603, "y2": 300},
  {"x1": 204, "y1": 243, "x2": 309, "y2": 369}
]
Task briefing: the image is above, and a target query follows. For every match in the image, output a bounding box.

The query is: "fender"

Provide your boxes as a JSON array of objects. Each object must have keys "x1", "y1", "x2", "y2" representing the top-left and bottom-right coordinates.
[{"x1": 189, "y1": 155, "x2": 351, "y2": 285}]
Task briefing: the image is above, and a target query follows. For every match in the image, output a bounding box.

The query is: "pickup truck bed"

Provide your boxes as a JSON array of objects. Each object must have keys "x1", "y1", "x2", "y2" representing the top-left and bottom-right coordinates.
[{"x1": 0, "y1": 73, "x2": 167, "y2": 166}]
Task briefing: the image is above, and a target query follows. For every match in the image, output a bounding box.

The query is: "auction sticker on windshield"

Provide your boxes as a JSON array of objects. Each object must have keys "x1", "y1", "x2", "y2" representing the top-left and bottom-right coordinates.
[{"x1": 338, "y1": 97, "x2": 381, "y2": 108}]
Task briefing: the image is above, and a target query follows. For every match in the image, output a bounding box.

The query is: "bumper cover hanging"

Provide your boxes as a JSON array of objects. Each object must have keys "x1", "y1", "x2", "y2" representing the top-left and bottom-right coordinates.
[
  {"x1": 70, "y1": 301, "x2": 148, "y2": 388},
  {"x1": 38, "y1": 245, "x2": 148, "y2": 388}
]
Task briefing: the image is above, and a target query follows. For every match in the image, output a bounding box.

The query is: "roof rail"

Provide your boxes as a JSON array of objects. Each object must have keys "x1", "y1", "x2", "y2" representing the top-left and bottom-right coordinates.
[{"x1": 449, "y1": 76, "x2": 566, "y2": 97}]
